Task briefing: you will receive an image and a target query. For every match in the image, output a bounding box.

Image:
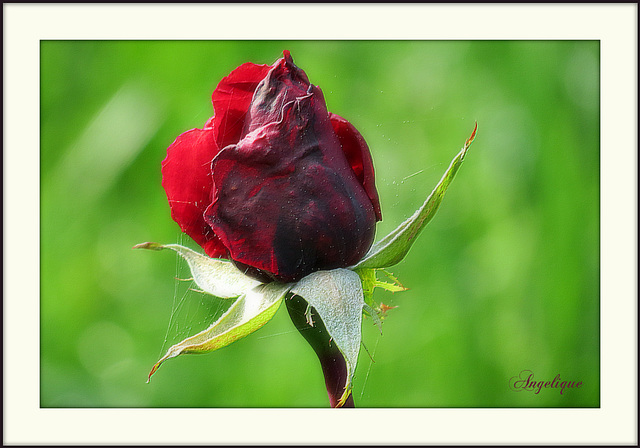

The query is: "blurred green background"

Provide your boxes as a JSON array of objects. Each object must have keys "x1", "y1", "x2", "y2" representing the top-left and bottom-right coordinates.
[{"x1": 40, "y1": 40, "x2": 599, "y2": 408}]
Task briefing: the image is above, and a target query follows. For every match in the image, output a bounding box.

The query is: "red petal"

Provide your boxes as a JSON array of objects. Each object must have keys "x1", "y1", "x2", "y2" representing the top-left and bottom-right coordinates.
[
  {"x1": 243, "y1": 51, "x2": 310, "y2": 136},
  {"x1": 205, "y1": 87, "x2": 377, "y2": 282},
  {"x1": 161, "y1": 126, "x2": 227, "y2": 258},
  {"x1": 211, "y1": 62, "x2": 271, "y2": 150},
  {"x1": 329, "y1": 113, "x2": 382, "y2": 221}
]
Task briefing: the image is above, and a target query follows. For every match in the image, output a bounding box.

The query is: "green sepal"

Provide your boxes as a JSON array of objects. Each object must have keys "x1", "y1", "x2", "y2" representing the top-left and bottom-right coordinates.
[
  {"x1": 147, "y1": 282, "x2": 291, "y2": 380},
  {"x1": 133, "y1": 242, "x2": 260, "y2": 298},
  {"x1": 291, "y1": 268, "x2": 364, "y2": 407},
  {"x1": 134, "y1": 242, "x2": 292, "y2": 380},
  {"x1": 355, "y1": 267, "x2": 407, "y2": 324},
  {"x1": 354, "y1": 122, "x2": 477, "y2": 270}
]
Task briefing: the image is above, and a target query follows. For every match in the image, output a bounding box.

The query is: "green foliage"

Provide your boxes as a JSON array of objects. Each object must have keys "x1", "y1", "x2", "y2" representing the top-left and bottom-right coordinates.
[{"x1": 41, "y1": 40, "x2": 600, "y2": 408}]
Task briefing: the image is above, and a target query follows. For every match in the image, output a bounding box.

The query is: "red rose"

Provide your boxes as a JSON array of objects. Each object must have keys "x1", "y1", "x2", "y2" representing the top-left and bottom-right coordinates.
[{"x1": 162, "y1": 51, "x2": 381, "y2": 282}]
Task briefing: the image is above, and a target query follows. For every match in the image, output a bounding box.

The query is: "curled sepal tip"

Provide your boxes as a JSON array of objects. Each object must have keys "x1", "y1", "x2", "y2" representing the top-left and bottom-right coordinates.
[
  {"x1": 465, "y1": 121, "x2": 478, "y2": 151},
  {"x1": 132, "y1": 241, "x2": 164, "y2": 251}
]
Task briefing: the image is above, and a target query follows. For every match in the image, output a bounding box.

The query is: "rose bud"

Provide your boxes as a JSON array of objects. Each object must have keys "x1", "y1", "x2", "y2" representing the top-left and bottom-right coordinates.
[{"x1": 162, "y1": 51, "x2": 381, "y2": 282}]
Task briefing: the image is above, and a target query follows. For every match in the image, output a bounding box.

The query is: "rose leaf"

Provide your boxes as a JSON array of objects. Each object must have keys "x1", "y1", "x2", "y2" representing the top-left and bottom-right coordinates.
[{"x1": 354, "y1": 122, "x2": 477, "y2": 270}]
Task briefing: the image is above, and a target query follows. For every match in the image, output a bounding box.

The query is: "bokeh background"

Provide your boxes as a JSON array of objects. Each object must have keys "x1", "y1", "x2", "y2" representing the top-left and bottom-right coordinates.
[{"x1": 41, "y1": 40, "x2": 599, "y2": 408}]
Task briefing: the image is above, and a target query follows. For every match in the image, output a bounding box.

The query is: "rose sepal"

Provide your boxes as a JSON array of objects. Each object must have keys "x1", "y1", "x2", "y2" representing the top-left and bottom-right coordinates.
[
  {"x1": 289, "y1": 268, "x2": 367, "y2": 407},
  {"x1": 132, "y1": 242, "x2": 262, "y2": 298},
  {"x1": 134, "y1": 242, "x2": 291, "y2": 381},
  {"x1": 147, "y1": 282, "x2": 290, "y2": 381},
  {"x1": 353, "y1": 122, "x2": 477, "y2": 270}
]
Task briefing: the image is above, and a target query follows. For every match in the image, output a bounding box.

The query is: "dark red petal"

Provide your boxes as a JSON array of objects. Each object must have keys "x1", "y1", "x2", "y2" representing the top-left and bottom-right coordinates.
[
  {"x1": 204, "y1": 88, "x2": 377, "y2": 282},
  {"x1": 329, "y1": 113, "x2": 382, "y2": 221},
  {"x1": 161, "y1": 126, "x2": 227, "y2": 259},
  {"x1": 242, "y1": 50, "x2": 310, "y2": 136},
  {"x1": 211, "y1": 62, "x2": 272, "y2": 150}
]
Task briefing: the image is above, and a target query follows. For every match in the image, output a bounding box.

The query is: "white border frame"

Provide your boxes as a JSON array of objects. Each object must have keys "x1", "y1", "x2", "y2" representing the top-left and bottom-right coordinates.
[{"x1": 4, "y1": 4, "x2": 637, "y2": 445}]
